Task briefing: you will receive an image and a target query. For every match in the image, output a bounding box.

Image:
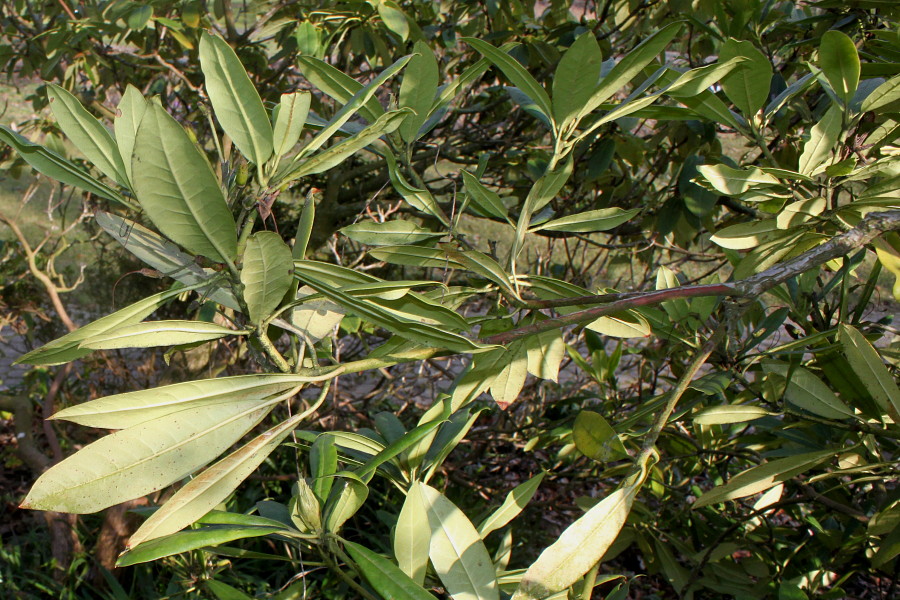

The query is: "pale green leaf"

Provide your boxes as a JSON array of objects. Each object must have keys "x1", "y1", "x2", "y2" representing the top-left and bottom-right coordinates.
[
  {"x1": 128, "y1": 412, "x2": 308, "y2": 546},
  {"x1": 776, "y1": 197, "x2": 827, "y2": 230},
  {"x1": 79, "y1": 320, "x2": 241, "y2": 350},
  {"x1": 710, "y1": 219, "x2": 781, "y2": 250},
  {"x1": 296, "y1": 56, "x2": 384, "y2": 123},
  {"x1": 535, "y1": 207, "x2": 639, "y2": 233},
  {"x1": 340, "y1": 220, "x2": 443, "y2": 246},
  {"x1": 585, "y1": 311, "x2": 651, "y2": 338},
  {"x1": 132, "y1": 103, "x2": 238, "y2": 263},
  {"x1": 698, "y1": 164, "x2": 780, "y2": 196},
  {"x1": 553, "y1": 32, "x2": 603, "y2": 123},
  {"x1": 48, "y1": 84, "x2": 128, "y2": 186},
  {"x1": 462, "y1": 170, "x2": 510, "y2": 222},
  {"x1": 272, "y1": 92, "x2": 311, "y2": 159},
  {"x1": 323, "y1": 474, "x2": 369, "y2": 532},
  {"x1": 115, "y1": 85, "x2": 148, "y2": 184},
  {"x1": 693, "y1": 405, "x2": 771, "y2": 425},
  {"x1": 395, "y1": 481, "x2": 430, "y2": 585},
  {"x1": 524, "y1": 329, "x2": 565, "y2": 382},
  {"x1": 421, "y1": 483, "x2": 499, "y2": 600},
  {"x1": 384, "y1": 150, "x2": 451, "y2": 225},
  {"x1": 376, "y1": 0, "x2": 409, "y2": 41},
  {"x1": 117, "y1": 525, "x2": 282, "y2": 567},
  {"x1": 798, "y1": 104, "x2": 841, "y2": 176},
  {"x1": 21, "y1": 398, "x2": 281, "y2": 513},
  {"x1": 692, "y1": 449, "x2": 834, "y2": 509},
  {"x1": 665, "y1": 57, "x2": 747, "y2": 98},
  {"x1": 861, "y1": 75, "x2": 900, "y2": 114},
  {"x1": 478, "y1": 472, "x2": 545, "y2": 538},
  {"x1": 763, "y1": 361, "x2": 855, "y2": 420},
  {"x1": 199, "y1": 31, "x2": 273, "y2": 164},
  {"x1": 490, "y1": 342, "x2": 528, "y2": 409},
  {"x1": 241, "y1": 231, "x2": 294, "y2": 324}
]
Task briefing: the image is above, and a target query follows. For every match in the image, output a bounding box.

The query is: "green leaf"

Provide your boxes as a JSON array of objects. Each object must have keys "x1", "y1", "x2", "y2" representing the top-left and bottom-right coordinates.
[
  {"x1": 692, "y1": 449, "x2": 834, "y2": 509},
  {"x1": 127, "y1": 411, "x2": 309, "y2": 547},
  {"x1": 819, "y1": 30, "x2": 860, "y2": 107},
  {"x1": 535, "y1": 207, "x2": 640, "y2": 233},
  {"x1": 798, "y1": 104, "x2": 841, "y2": 176},
  {"x1": 665, "y1": 58, "x2": 747, "y2": 98},
  {"x1": 114, "y1": 85, "x2": 148, "y2": 184},
  {"x1": 51, "y1": 372, "x2": 334, "y2": 429},
  {"x1": 323, "y1": 474, "x2": 369, "y2": 532},
  {"x1": 512, "y1": 473, "x2": 644, "y2": 600},
  {"x1": 280, "y1": 108, "x2": 412, "y2": 181},
  {"x1": 117, "y1": 525, "x2": 282, "y2": 567},
  {"x1": 272, "y1": 91, "x2": 311, "y2": 159},
  {"x1": 861, "y1": 74, "x2": 900, "y2": 114},
  {"x1": 462, "y1": 170, "x2": 511, "y2": 223},
  {"x1": 47, "y1": 84, "x2": 128, "y2": 186},
  {"x1": 344, "y1": 540, "x2": 439, "y2": 600},
  {"x1": 311, "y1": 434, "x2": 338, "y2": 505},
  {"x1": 21, "y1": 398, "x2": 281, "y2": 513},
  {"x1": 553, "y1": 32, "x2": 603, "y2": 124},
  {"x1": 132, "y1": 103, "x2": 238, "y2": 263},
  {"x1": 478, "y1": 472, "x2": 545, "y2": 538},
  {"x1": 206, "y1": 580, "x2": 254, "y2": 600},
  {"x1": 776, "y1": 197, "x2": 826, "y2": 230},
  {"x1": 462, "y1": 37, "x2": 554, "y2": 126},
  {"x1": 585, "y1": 311, "x2": 651, "y2": 339},
  {"x1": 698, "y1": 164, "x2": 780, "y2": 196},
  {"x1": 340, "y1": 220, "x2": 443, "y2": 246},
  {"x1": 576, "y1": 22, "x2": 683, "y2": 122},
  {"x1": 693, "y1": 405, "x2": 772, "y2": 425},
  {"x1": 79, "y1": 320, "x2": 242, "y2": 350},
  {"x1": 377, "y1": 0, "x2": 409, "y2": 41},
  {"x1": 762, "y1": 361, "x2": 855, "y2": 420},
  {"x1": 839, "y1": 324, "x2": 900, "y2": 421},
  {"x1": 0, "y1": 125, "x2": 124, "y2": 204},
  {"x1": 710, "y1": 219, "x2": 781, "y2": 250},
  {"x1": 199, "y1": 31, "x2": 273, "y2": 165},
  {"x1": 399, "y1": 41, "x2": 439, "y2": 143},
  {"x1": 14, "y1": 285, "x2": 195, "y2": 366},
  {"x1": 395, "y1": 481, "x2": 430, "y2": 585},
  {"x1": 241, "y1": 231, "x2": 294, "y2": 324},
  {"x1": 573, "y1": 411, "x2": 629, "y2": 462},
  {"x1": 420, "y1": 483, "x2": 499, "y2": 600},
  {"x1": 524, "y1": 329, "x2": 565, "y2": 383},
  {"x1": 384, "y1": 151, "x2": 451, "y2": 226},
  {"x1": 490, "y1": 342, "x2": 529, "y2": 409},
  {"x1": 369, "y1": 245, "x2": 463, "y2": 269},
  {"x1": 717, "y1": 39, "x2": 772, "y2": 116},
  {"x1": 296, "y1": 56, "x2": 384, "y2": 123},
  {"x1": 355, "y1": 413, "x2": 448, "y2": 481}
]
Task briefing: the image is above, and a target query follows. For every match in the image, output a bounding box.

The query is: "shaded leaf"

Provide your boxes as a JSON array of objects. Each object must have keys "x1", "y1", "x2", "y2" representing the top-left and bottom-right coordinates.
[
  {"x1": 241, "y1": 231, "x2": 294, "y2": 324},
  {"x1": 344, "y1": 540, "x2": 438, "y2": 600},
  {"x1": 573, "y1": 411, "x2": 629, "y2": 462},
  {"x1": 478, "y1": 472, "x2": 545, "y2": 538},
  {"x1": 820, "y1": 30, "x2": 860, "y2": 107},
  {"x1": 117, "y1": 526, "x2": 282, "y2": 567}
]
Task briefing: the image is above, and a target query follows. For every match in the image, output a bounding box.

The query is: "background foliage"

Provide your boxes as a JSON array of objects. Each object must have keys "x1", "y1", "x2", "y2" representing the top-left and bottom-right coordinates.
[{"x1": 1, "y1": 1, "x2": 899, "y2": 599}]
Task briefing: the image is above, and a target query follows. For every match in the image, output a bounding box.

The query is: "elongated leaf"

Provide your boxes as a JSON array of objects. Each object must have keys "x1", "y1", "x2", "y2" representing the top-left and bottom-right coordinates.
[
  {"x1": 356, "y1": 414, "x2": 448, "y2": 482},
  {"x1": 241, "y1": 231, "x2": 294, "y2": 324},
  {"x1": 117, "y1": 525, "x2": 282, "y2": 567},
  {"x1": 421, "y1": 483, "x2": 499, "y2": 600},
  {"x1": 323, "y1": 474, "x2": 369, "y2": 532},
  {"x1": 861, "y1": 74, "x2": 900, "y2": 113},
  {"x1": 115, "y1": 85, "x2": 148, "y2": 184},
  {"x1": 490, "y1": 342, "x2": 528, "y2": 409},
  {"x1": 573, "y1": 411, "x2": 629, "y2": 462},
  {"x1": 693, "y1": 405, "x2": 771, "y2": 425},
  {"x1": 820, "y1": 30, "x2": 860, "y2": 106},
  {"x1": 462, "y1": 37, "x2": 553, "y2": 124},
  {"x1": 798, "y1": 104, "x2": 841, "y2": 176},
  {"x1": 665, "y1": 58, "x2": 747, "y2": 98},
  {"x1": 763, "y1": 361, "x2": 854, "y2": 420},
  {"x1": 395, "y1": 481, "x2": 430, "y2": 585},
  {"x1": 272, "y1": 91, "x2": 311, "y2": 158},
  {"x1": 512, "y1": 473, "x2": 644, "y2": 600},
  {"x1": 51, "y1": 372, "x2": 334, "y2": 429},
  {"x1": 478, "y1": 472, "x2": 545, "y2": 538},
  {"x1": 0, "y1": 125, "x2": 124, "y2": 203},
  {"x1": 281, "y1": 108, "x2": 412, "y2": 181},
  {"x1": 299, "y1": 56, "x2": 411, "y2": 158},
  {"x1": 296, "y1": 56, "x2": 384, "y2": 123},
  {"x1": 524, "y1": 329, "x2": 565, "y2": 382},
  {"x1": 384, "y1": 151, "x2": 450, "y2": 225},
  {"x1": 344, "y1": 540, "x2": 438, "y2": 600},
  {"x1": 553, "y1": 32, "x2": 603, "y2": 123},
  {"x1": 14, "y1": 285, "x2": 195, "y2": 366},
  {"x1": 692, "y1": 449, "x2": 834, "y2": 509},
  {"x1": 127, "y1": 412, "x2": 309, "y2": 547},
  {"x1": 206, "y1": 580, "x2": 254, "y2": 600},
  {"x1": 199, "y1": 31, "x2": 273, "y2": 164},
  {"x1": 341, "y1": 220, "x2": 443, "y2": 246},
  {"x1": 79, "y1": 320, "x2": 241, "y2": 350},
  {"x1": 22, "y1": 398, "x2": 280, "y2": 513},
  {"x1": 535, "y1": 207, "x2": 639, "y2": 233},
  {"x1": 132, "y1": 103, "x2": 238, "y2": 263},
  {"x1": 377, "y1": 0, "x2": 409, "y2": 40},
  {"x1": 576, "y1": 22, "x2": 683, "y2": 121},
  {"x1": 710, "y1": 219, "x2": 780, "y2": 250},
  {"x1": 585, "y1": 311, "x2": 651, "y2": 339},
  {"x1": 839, "y1": 324, "x2": 900, "y2": 421},
  {"x1": 400, "y1": 41, "x2": 439, "y2": 143},
  {"x1": 717, "y1": 39, "x2": 772, "y2": 116},
  {"x1": 47, "y1": 84, "x2": 128, "y2": 186},
  {"x1": 698, "y1": 164, "x2": 779, "y2": 196},
  {"x1": 369, "y1": 245, "x2": 463, "y2": 269},
  {"x1": 462, "y1": 170, "x2": 510, "y2": 222}
]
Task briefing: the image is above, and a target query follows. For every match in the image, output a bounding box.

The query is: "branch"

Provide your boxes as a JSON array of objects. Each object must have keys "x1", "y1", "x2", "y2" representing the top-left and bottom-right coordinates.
[{"x1": 485, "y1": 211, "x2": 900, "y2": 345}]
